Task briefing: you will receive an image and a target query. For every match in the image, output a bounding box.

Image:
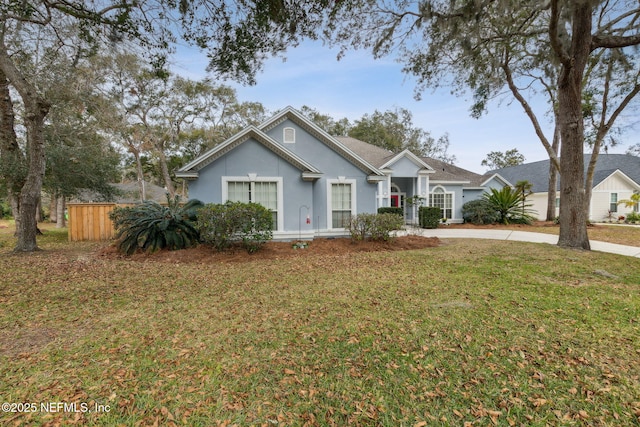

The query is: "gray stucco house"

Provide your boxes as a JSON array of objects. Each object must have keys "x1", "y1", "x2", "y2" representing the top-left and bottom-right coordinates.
[{"x1": 177, "y1": 106, "x2": 500, "y2": 239}]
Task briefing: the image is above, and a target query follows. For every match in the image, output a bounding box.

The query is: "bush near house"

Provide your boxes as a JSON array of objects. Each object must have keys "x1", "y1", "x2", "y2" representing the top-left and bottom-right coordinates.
[
  {"x1": 482, "y1": 187, "x2": 535, "y2": 225},
  {"x1": 109, "y1": 196, "x2": 204, "y2": 255},
  {"x1": 347, "y1": 213, "x2": 405, "y2": 242},
  {"x1": 624, "y1": 212, "x2": 640, "y2": 224},
  {"x1": 377, "y1": 207, "x2": 403, "y2": 217},
  {"x1": 461, "y1": 199, "x2": 500, "y2": 225},
  {"x1": 196, "y1": 201, "x2": 273, "y2": 253},
  {"x1": 418, "y1": 207, "x2": 441, "y2": 229}
]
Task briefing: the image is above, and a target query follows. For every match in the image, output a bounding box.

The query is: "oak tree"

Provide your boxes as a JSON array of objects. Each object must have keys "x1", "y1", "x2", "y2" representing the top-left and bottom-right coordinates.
[{"x1": 322, "y1": 0, "x2": 640, "y2": 249}]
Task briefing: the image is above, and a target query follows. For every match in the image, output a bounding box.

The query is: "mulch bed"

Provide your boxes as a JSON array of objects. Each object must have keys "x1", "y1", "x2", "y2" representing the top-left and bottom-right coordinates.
[{"x1": 98, "y1": 235, "x2": 441, "y2": 263}]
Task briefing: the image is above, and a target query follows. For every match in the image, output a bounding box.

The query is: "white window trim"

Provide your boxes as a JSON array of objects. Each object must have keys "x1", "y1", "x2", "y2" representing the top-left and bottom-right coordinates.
[
  {"x1": 429, "y1": 185, "x2": 454, "y2": 219},
  {"x1": 327, "y1": 178, "x2": 357, "y2": 230},
  {"x1": 222, "y1": 176, "x2": 284, "y2": 231},
  {"x1": 283, "y1": 127, "x2": 295, "y2": 143},
  {"x1": 610, "y1": 192, "x2": 618, "y2": 213}
]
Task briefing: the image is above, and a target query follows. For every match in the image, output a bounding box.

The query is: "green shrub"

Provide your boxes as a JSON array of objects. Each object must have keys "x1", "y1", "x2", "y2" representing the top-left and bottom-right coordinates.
[
  {"x1": 377, "y1": 207, "x2": 403, "y2": 217},
  {"x1": 109, "y1": 196, "x2": 203, "y2": 255},
  {"x1": 196, "y1": 201, "x2": 273, "y2": 253},
  {"x1": 418, "y1": 207, "x2": 441, "y2": 229},
  {"x1": 482, "y1": 187, "x2": 535, "y2": 225},
  {"x1": 625, "y1": 211, "x2": 640, "y2": 223},
  {"x1": 0, "y1": 199, "x2": 10, "y2": 219},
  {"x1": 347, "y1": 213, "x2": 405, "y2": 242},
  {"x1": 370, "y1": 213, "x2": 405, "y2": 241},
  {"x1": 461, "y1": 199, "x2": 500, "y2": 224},
  {"x1": 347, "y1": 213, "x2": 376, "y2": 241}
]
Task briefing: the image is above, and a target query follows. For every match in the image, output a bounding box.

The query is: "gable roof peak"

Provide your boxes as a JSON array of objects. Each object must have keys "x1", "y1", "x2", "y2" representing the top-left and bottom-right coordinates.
[{"x1": 259, "y1": 107, "x2": 385, "y2": 177}]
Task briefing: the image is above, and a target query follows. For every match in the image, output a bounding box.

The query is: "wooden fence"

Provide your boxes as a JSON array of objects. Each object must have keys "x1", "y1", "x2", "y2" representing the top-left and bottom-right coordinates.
[{"x1": 67, "y1": 203, "x2": 119, "y2": 241}]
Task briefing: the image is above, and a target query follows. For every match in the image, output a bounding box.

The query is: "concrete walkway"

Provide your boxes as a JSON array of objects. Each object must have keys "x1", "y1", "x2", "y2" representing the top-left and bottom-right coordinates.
[{"x1": 401, "y1": 227, "x2": 640, "y2": 258}]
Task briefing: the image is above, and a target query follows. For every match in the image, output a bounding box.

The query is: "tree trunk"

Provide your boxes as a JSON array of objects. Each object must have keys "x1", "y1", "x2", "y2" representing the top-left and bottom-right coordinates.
[
  {"x1": 0, "y1": 42, "x2": 51, "y2": 252},
  {"x1": 546, "y1": 123, "x2": 560, "y2": 221},
  {"x1": 156, "y1": 146, "x2": 175, "y2": 198},
  {"x1": 134, "y1": 150, "x2": 146, "y2": 202},
  {"x1": 56, "y1": 196, "x2": 66, "y2": 228},
  {"x1": 50, "y1": 193, "x2": 58, "y2": 223},
  {"x1": 556, "y1": 2, "x2": 591, "y2": 250},
  {"x1": 14, "y1": 107, "x2": 48, "y2": 251},
  {"x1": 0, "y1": 67, "x2": 25, "y2": 236},
  {"x1": 8, "y1": 192, "x2": 19, "y2": 224}
]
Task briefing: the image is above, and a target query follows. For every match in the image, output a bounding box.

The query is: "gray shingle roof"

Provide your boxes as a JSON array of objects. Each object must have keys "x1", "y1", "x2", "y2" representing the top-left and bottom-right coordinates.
[
  {"x1": 71, "y1": 181, "x2": 169, "y2": 204},
  {"x1": 335, "y1": 136, "x2": 484, "y2": 185},
  {"x1": 486, "y1": 154, "x2": 640, "y2": 193}
]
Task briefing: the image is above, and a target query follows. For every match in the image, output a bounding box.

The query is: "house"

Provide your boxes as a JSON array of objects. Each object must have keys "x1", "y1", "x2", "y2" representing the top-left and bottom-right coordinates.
[
  {"x1": 176, "y1": 106, "x2": 496, "y2": 239},
  {"x1": 487, "y1": 154, "x2": 640, "y2": 221},
  {"x1": 71, "y1": 181, "x2": 169, "y2": 204}
]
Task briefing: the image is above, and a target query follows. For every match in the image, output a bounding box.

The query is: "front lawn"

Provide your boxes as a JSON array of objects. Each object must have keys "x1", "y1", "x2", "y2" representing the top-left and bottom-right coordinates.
[{"x1": 0, "y1": 223, "x2": 639, "y2": 425}]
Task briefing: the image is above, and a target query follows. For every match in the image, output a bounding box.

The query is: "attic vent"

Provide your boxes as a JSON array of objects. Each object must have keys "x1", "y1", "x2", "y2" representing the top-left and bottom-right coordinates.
[{"x1": 283, "y1": 127, "x2": 295, "y2": 143}]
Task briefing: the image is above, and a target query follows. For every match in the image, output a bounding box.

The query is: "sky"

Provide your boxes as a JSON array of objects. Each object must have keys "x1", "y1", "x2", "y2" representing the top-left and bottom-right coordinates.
[{"x1": 171, "y1": 40, "x2": 635, "y2": 173}]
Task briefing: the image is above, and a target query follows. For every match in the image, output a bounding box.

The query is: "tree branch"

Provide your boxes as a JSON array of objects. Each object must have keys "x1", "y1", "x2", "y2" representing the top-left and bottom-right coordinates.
[
  {"x1": 501, "y1": 49, "x2": 560, "y2": 171},
  {"x1": 592, "y1": 34, "x2": 640, "y2": 49},
  {"x1": 549, "y1": 0, "x2": 570, "y2": 65}
]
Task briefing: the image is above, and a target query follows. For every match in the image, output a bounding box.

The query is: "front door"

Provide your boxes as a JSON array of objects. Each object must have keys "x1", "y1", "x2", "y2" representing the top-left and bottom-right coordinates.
[{"x1": 390, "y1": 193, "x2": 407, "y2": 221}]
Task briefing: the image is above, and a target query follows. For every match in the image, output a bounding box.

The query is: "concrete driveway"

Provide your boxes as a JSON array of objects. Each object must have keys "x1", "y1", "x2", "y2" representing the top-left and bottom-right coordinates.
[{"x1": 403, "y1": 227, "x2": 640, "y2": 258}]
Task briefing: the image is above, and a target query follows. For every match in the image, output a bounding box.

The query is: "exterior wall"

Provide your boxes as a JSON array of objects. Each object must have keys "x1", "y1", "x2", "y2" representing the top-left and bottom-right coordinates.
[
  {"x1": 189, "y1": 121, "x2": 379, "y2": 237},
  {"x1": 591, "y1": 190, "x2": 636, "y2": 221},
  {"x1": 483, "y1": 177, "x2": 508, "y2": 192},
  {"x1": 590, "y1": 192, "x2": 611, "y2": 221},
  {"x1": 429, "y1": 184, "x2": 464, "y2": 222},
  {"x1": 591, "y1": 174, "x2": 638, "y2": 221},
  {"x1": 389, "y1": 157, "x2": 421, "y2": 176},
  {"x1": 263, "y1": 119, "x2": 378, "y2": 232},
  {"x1": 461, "y1": 189, "x2": 484, "y2": 204},
  {"x1": 528, "y1": 193, "x2": 553, "y2": 220},
  {"x1": 521, "y1": 189, "x2": 637, "y2": 222},
  {"x1": 188, "y1": 138, "x2": 315, "y2": 236}
]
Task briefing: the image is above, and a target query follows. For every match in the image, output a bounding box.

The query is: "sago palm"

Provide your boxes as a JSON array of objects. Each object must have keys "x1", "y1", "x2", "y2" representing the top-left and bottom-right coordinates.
[
  {"x1": 482, "y1": 187, "x2": 535, "y2": 225},
  {"x1": 110, "y1": 195, "x2": 204, "y2": 255}
]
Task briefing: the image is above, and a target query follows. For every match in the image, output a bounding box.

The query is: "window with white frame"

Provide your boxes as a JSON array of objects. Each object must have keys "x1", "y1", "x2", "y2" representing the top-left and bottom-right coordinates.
[
  {"x1": 283, "y1": 127, "x2": 295, "y2": 143},
  {"x1": 328, "y1": 179, "x2": 355, "y2": 228},
  {"x1": 429, "y1": 187, "x2": 453, "y2": 219},
  {"x1": 224, "y1": 178, "x2": 282, "y2": 230},
  {"x1": 610, "y1": 193, "x2": 618, "y2": 213}
]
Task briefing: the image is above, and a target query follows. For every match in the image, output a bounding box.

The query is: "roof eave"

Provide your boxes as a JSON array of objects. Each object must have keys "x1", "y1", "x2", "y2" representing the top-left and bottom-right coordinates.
[
  {"x1": 302, "y1": 172, "x2": 323, "y2": 182},
  {"x1": 175, "y1": 172, "x2": 199, "y2": 179},
  {"x1": 430, "y1": 180, "x2": 471, "y2": 185},
  {"x1": 367, "y1": 175, "x2": 388, "y2": 183}
]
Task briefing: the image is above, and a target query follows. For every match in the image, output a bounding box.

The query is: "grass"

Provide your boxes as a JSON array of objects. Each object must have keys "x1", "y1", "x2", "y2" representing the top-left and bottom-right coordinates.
[{"x1": 0, "y1": 220, "x2": 639, "y2": 426}]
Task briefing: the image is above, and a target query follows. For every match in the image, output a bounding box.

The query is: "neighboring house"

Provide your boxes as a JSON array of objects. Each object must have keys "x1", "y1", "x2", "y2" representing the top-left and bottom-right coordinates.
[
  {"x1": 176, "y1": 106, "x2": 496, "y2": 239},
  {"x1": 488, "y1": 154, "x2": 640, "y2": 221},
  {"x1": 72, "y1": 181, "x2": 169, "y2": 204}
]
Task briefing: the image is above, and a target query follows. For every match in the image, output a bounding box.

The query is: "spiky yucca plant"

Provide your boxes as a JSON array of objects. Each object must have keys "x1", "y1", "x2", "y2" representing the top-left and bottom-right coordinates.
[
  {"x1": 109, "y1": 195, "x2": 203, "y2": 255},
  {"x1": 482, "y1": 187, "x2": 535, "y2": 225}
]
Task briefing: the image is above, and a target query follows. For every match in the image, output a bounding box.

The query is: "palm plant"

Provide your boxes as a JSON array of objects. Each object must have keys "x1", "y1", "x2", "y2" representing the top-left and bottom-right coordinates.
[
  {"x1": 618, "y1": 192, "x2": 639, "y2": 210},
  {"x1": 482, "y1": 187, "x2": 535, "y2": 225},
  {"x1": 109, "y1": 195, "x2": 203, "y2": 255},
  {"x1": 514, "y1": 180, "x2": 533, "y2": 216}
]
